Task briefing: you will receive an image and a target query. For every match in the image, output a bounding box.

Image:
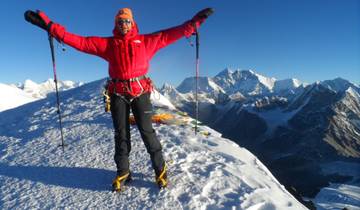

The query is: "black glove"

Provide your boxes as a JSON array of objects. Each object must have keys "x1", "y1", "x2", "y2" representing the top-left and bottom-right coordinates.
[
  {"x1": 24, "y1": 10, "x2": 52, "y2": 31},
  {"x1": 192, "y1": 8, "x2": 214, "y2": 23}
]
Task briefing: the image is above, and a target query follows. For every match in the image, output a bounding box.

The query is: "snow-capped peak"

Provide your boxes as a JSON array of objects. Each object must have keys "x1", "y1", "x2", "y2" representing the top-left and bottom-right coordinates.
[
  {"x1": 177, "y1": 76, "x2": 225, "y2": 94},
  {"x1": 293, "y1": 78, "x2": 302, "y2": 87},
  {"x1": 16, "y1": 78, "x2": 83, "y2": 99},
  {"x1": 253, "y1": 71, "x2": 276, "y2": 90},
  {"x1": 215, "y1": 67, "x2": 234, "y2": 78},
  {"x1": 160, "y1": 82, "x2": 175, "y2": 90},
  {"x1": 23, "y1": 79, "x2": 38, "y2": 90},
  {"x1": 214, "y1": 69, "x2": 275, "y2": 95}
]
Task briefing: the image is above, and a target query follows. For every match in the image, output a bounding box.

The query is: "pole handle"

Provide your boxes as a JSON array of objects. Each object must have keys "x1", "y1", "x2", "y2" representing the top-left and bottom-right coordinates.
[{"x1": 24, "y1": 10, "x2": 48, "y2": 31}]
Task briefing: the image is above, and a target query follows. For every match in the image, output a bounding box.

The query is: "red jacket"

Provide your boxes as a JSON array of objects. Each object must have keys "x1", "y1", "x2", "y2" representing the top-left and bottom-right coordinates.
[{"x1": 49, "y1": 19, "x2": 202, "y2": 97}]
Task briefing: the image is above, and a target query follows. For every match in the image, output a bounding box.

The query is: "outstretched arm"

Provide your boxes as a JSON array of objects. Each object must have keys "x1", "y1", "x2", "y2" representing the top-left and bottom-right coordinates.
[
  {"x1": 144, "y1": 8, "x2": 213, "y2": 58},
  {"x1": 50, "y1": 23, "x2": 109, "y2": 60},
  {"x1": 25, "y1": 10, "x2": 109, "y2": 60}
]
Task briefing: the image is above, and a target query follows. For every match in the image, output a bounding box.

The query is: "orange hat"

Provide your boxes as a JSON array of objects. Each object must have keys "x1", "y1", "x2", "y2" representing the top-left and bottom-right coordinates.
[{"x1": 115, "y1": 8, "x2": 134, "y2": 23}]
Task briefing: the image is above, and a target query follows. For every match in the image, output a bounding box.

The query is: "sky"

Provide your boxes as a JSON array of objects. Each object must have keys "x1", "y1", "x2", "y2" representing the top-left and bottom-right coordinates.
[{"x1": 1, "y1": 0, "x2": 359, "y2": 87}]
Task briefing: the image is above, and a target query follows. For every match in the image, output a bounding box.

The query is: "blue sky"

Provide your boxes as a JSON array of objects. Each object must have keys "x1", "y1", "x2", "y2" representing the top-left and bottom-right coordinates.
[{"x1": 1, "y1": 0, "x2": 359, "y2": 87}]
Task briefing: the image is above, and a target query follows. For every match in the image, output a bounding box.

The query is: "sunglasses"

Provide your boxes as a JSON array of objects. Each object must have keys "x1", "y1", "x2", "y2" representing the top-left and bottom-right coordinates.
[{"x1": 118, "y1": 19, "x2": 132, "y2": 25}]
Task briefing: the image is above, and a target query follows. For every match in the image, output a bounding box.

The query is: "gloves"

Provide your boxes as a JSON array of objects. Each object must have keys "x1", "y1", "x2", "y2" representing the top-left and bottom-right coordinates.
[
  {"x1": 24, "y1": 10, "x2": 53, "y2": 31},
  {"x1": 191, "y1": 8, "x2": 214, "y2": 24},
  {"x1": 25, "y1": 10, "x2": 66, "y2": 42}
]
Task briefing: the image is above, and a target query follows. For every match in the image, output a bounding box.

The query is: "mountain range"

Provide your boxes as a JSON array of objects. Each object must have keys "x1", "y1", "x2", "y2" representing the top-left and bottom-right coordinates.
[
  {"x1": 0, "y1": 79, "x2": 82, "y2": 112},
  {"x1": 160, "y1": 68, "x2": 360, "y2": 205}
]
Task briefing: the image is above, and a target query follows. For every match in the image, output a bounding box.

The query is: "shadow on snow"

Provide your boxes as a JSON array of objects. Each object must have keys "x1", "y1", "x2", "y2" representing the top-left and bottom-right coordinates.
[{"x1": 0, "y1": 163, "x2": 155, "y2": 192}]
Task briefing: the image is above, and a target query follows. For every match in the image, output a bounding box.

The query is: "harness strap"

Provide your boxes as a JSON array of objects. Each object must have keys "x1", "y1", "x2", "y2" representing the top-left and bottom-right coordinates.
[
  {"x1": 109, "y1": 75, "x2": 149, "y2": 104},
  {"x1": 112, "y1": 75, "x2": 147, "y2": 83}
]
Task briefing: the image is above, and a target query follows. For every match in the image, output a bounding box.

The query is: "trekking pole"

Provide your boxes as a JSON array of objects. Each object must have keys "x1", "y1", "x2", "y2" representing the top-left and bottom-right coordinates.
[
  {"x1": 194, "y1": 24, "x2": 200, "y2": 135},
  {"x1": 24, "y1": 10, "x2": 67, "y2": 151},
  {"x1": 48, "y1": 32, "x2": 67, "y2": 152},
  {"x1": 191, "y1": 8, "x2": 214, "y2": 135}
]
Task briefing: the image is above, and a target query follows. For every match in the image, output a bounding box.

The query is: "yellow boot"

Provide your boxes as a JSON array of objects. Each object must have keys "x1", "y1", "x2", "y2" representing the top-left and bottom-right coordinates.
[
  {"x1": 156, "y1": 164, "x2": 168, "y2": 188},
  {"x1": 112, "y1": 172, "x2": 131, "y2": 192}
]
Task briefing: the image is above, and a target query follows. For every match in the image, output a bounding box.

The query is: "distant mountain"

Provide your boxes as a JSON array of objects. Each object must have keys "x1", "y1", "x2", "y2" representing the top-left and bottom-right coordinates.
[
  {"x1": 171, "y1": 68, "x2": 305, "y2": 105},
  {"x1": 162, "y1": 68, "x2": 360, "y2": 207},
  {"x1": 213, "y1": 68, "x2": 279, "y2": 96},
  {"x1": 16, "y1": 79, "x2": 83, "y2": 99},
  {"x1": 160, "y1": 83, "x2": 190, "y2": 106},
  {"x1": 164, "y1": 77, "x2": 229, "y2": 106},
  {"x1": 0, "y1": 79, "x2": 82, "y2": 112}
]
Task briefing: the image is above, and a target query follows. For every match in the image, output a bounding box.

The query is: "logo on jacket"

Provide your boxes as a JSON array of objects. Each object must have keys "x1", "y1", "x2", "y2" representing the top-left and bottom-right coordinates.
[{"x1": 133, "y1": 40, "x2": 141, "y2": 44}]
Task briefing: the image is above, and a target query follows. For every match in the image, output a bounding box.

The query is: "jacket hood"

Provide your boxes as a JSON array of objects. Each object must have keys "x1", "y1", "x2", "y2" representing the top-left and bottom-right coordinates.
[{"x1": 112, "y1": 21, "x2": 139, "y2": 39}]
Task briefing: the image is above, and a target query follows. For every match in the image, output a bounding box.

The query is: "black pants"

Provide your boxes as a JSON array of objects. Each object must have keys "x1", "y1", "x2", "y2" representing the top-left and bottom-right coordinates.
[{"x1": 110, "y1": 92, "x2": 165, "y2": 176}]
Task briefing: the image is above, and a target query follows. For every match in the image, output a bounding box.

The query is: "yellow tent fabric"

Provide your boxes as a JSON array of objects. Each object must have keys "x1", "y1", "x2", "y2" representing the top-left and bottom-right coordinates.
[{"x1": 129, "y1": 113, "x2": 174, "y2": 125}]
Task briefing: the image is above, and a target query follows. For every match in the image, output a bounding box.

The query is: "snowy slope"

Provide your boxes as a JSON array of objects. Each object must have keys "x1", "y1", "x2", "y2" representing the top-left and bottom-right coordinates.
[
  {"x1": 0, "y1": 79, "x2": 306, "y2": 209},
  {"x1": 0, "y1": 83, "x2": 37, "y2": 112},
  {"x1": 315, "y1": 161, "x2": 360, "y2": 210}
]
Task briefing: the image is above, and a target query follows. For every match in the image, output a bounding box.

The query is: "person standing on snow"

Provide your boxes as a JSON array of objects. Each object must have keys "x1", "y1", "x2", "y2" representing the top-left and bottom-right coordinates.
[{"x1": 25, "y1": 7, "x2": 213, "y2": 191}]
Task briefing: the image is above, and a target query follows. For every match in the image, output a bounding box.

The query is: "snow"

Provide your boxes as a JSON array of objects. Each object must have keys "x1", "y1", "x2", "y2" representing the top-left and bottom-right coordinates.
[
  {"x1": 0, "y1": 83, "x2": 36, "y2": 112},
  {"x1": 212, "y1": 68, "x2": 303, "y2": 96},
  {"x1": 229, "y1": 91, "x2": 246, "y2": 101},
  {"x1": 150, "y1": 89, "x2": 176, "y2": 110},
  {"x1": 346, "y1": 87, "x2": 360, "y2": 101},
  {"x1": 213, "y1": 69, "x2": 277, "y2": 96},
  {"x1": 177, "y1": 77, "x2": 225, "y2": 94},
  {"x1": 159, "y1": 83, "x2": 190, "y2": 105},
  {"x1": 314, "y1": 184, "x2": 360, "y2": 210},
  {"x1": 0, "y1": 79, "x2": 82, "y2": 112},
  {"x1": 315, "y1": 161, "x2": 360, "y2": 210},
  {"x1": 253, "y1": 71, "x2": 276, "y2": 91},
  {"x1": 216, "y1": 68, "x2": 234, "y2": 77},
  {"x1": 247, "y1": 107, "x2": 298, "y2": 136},
  {"x1": 273, "y1": 78, "x2": 302, "y2": 92},
  {"x1": 20, "y1": 79, "x2": 82, "y2": 99},
  {"x1": 0, "y1": 79, "x2": 306, "y2": 209}
]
